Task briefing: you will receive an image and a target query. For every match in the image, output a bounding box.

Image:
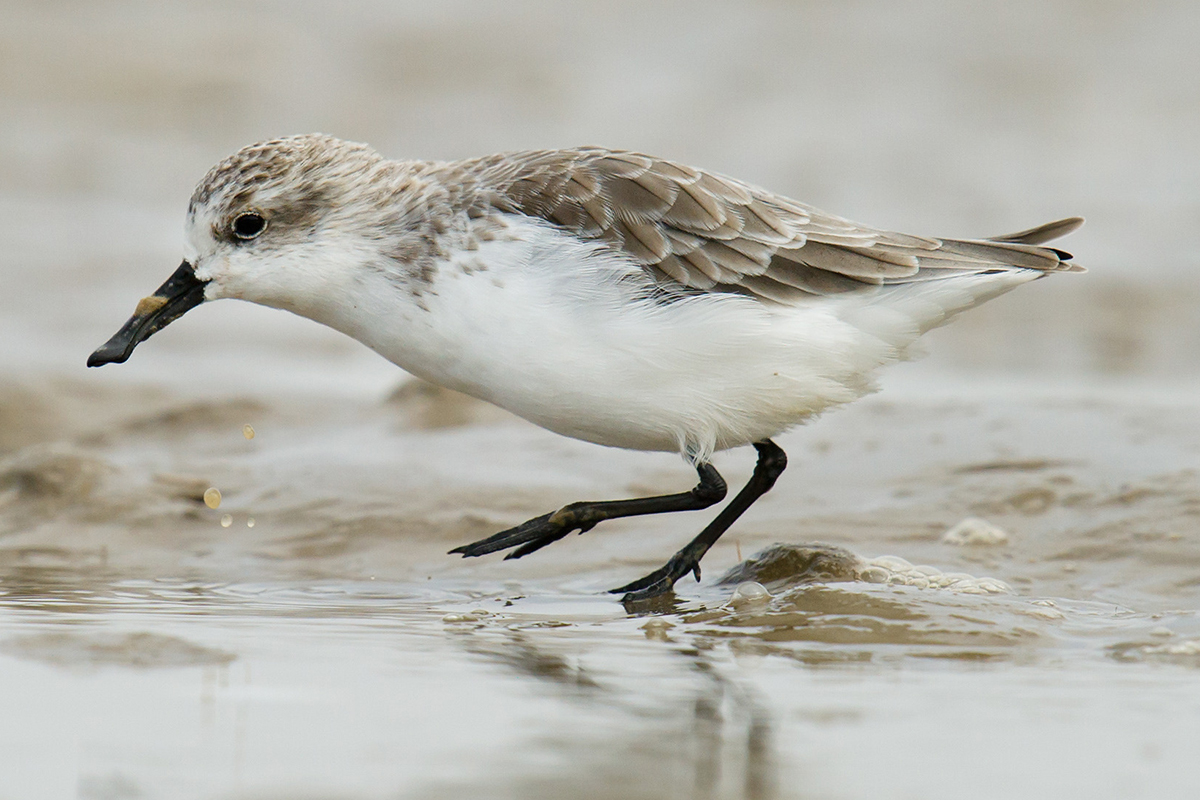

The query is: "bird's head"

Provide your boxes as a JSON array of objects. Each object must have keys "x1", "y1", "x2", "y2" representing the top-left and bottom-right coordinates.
[{"x1": 88, "y1": 133, "x2": 407, "y2": 367}]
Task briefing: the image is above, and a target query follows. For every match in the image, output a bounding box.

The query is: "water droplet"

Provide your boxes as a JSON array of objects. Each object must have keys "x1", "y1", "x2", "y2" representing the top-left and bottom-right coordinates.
[
  {"x1": 246, "y1": 517, "x2": 255, "y2": 528},
  {"x1": 220, "y1": 514, "x2": 232, "y2": 528},
  {"x1": 203, "y1": 488, "x2": 221, "y2": 509},
  {"x1": 243, "y1": 424, "x2": 255, "y2": 440}
]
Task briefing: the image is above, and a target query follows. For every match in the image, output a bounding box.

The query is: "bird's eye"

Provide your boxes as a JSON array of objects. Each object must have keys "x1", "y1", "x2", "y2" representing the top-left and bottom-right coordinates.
[{"x1": 232, "y1": 212, "x2": 267, "y2": 240}]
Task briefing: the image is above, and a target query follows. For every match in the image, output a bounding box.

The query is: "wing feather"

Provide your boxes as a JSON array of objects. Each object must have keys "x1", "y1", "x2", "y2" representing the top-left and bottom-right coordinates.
[{"x1": 470, "y1": 148, "x2": 1084, "y2": 302}]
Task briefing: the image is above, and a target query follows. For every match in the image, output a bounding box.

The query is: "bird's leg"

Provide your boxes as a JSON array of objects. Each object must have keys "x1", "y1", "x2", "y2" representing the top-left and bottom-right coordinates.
[
  {"x1": 613, "y1": 440, "x2": 788, "y2": 603},
  {"x1": 449, "y1": 462, "x2": 728, "y2": 560}
]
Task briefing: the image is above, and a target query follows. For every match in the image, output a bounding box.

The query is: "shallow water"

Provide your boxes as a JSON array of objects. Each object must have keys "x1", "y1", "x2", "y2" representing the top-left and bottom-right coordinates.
[
  {"x1": 3, "y1": 381, "x2": 1200, "y2": 799},
  {"x1": 4, "y1": 2, "x2": 1200, "y2": 798}
]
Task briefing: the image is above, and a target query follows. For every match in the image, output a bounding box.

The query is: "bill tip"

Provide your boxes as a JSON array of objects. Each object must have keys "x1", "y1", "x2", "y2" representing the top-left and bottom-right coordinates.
[{"x1": 86, "y1": 344, "x2": 128, "y2": 368}]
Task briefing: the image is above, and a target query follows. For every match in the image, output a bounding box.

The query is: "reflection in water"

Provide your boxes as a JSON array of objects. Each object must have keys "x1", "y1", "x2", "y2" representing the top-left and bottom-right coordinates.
[
  {"x1": 461, "y1": 628, "x2": 601, "y2": 690},
  {"x1": 1, "y1": 558, "x2": 1199, "y2": 798},
  {"x1": 687, "y1": 656, "x2": 777, "y2": 800},
  {"x1": 435, "y1": 605, "x2": 783, "y2": 799}
]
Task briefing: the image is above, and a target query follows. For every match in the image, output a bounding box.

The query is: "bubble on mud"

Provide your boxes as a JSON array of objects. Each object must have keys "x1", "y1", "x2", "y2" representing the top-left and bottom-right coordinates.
[
  {"x1": 858, "y1": 556, "x2": 1012, "y2": 595},
  {"x1": 941, "y1": 517, "x2": 1010, "y2": 546},
  {"x1": 203, "y1": 487, "x2": 221, "y2": 509},
  {"x1": 220, "y1": 514, "x2": 232, "y2": 528},
  {"x1": 858, "y1": 566, "x2": 890, "y2": 584},
  {"x1": 246, "y1": 517, "x2": 256, "y2": 528},
  {"x1": 728, "y1": 582, "x2": 772, "y2": 609},
  {"x1": 1114, "y1": 639, "x2": 1200, "y2": 663},
  {"x1": 243, "y1": 424, "x2": 255, "y2": 440},
  {"x1": 952, "y1": 577, "x2": 1012, "y2": 595},
  {"x1": 870, "y1": 555, "x2": 912, "y2": 572},
  {"x1": 717, "y1": 544, "x2": 1012, "y2": 596},
  {"x1": 1142, "y1": 640, "x2": 1200, "y2": 656}
]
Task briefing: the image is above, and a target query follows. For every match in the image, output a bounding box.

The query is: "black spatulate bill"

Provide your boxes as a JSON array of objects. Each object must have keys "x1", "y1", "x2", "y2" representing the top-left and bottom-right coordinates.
[{"x1": 87, "y1": 260, "x2": 208, "y2": 367}]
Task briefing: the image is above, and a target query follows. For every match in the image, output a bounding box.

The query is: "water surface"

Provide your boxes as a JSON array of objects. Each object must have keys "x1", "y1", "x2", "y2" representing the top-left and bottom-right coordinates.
[{"x1": 3, "y1": 2, "x2": 1200, "y2": 798}]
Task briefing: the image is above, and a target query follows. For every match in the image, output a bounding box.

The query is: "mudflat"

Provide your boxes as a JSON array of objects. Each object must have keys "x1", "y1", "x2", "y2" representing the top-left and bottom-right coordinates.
[{"x1": 3, "y1": 2, "x2": 1200, "y2": 797}]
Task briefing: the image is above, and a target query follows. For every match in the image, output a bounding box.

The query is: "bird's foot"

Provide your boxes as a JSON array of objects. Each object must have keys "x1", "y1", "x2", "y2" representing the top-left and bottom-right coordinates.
[
  {"x1": 449, "y1": 505, "x2": 600, "y2": 560},
  {"x1": 610, "y1": 550, "x2": 703, "y2": 603}
]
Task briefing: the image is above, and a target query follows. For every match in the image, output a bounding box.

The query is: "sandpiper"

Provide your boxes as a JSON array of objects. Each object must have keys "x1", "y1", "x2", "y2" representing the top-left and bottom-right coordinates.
[{"x1": 88, "y1": 134, "x2": 1083, "y2": 602}]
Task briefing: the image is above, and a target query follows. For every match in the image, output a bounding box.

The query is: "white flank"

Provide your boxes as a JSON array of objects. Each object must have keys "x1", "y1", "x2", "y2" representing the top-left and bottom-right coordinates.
[{"x1": 268, "y1": 215, "x2": 1039, "y2": 462}]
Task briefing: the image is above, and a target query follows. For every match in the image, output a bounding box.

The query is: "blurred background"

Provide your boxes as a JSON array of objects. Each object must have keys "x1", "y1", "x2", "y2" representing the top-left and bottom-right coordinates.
[
  {"x1": 3, "y1": 3, "x2": 1200, "y2": 799},
  {"x1": 3, "y1": 0, "x2": 1199, "y2": 391}
]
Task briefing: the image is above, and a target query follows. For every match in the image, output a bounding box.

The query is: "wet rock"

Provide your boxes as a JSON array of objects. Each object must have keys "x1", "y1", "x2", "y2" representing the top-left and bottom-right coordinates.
[{"x1": 717, "y1": 543, "x2": 862, "y2": 588}]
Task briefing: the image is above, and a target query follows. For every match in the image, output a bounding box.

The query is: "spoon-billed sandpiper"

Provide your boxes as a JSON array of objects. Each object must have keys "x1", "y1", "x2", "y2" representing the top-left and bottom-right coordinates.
[{"x1": 88, "y1": 134, "x2": 1083, "y2": 602}]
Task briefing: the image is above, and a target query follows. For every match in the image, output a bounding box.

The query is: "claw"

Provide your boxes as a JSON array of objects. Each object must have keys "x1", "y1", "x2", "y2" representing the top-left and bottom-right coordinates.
[
  {"x1": 448, "y1": 460, "x2": 733, "y2": 576},
  {"x1": 610, "y1": 553, "x2": 703, "y2": 602},
  {"x1": 448, "y1": 512, "x2": 556, "y2": 558},
  {"x1": 450, "y1": 508, "x2": 590, "y2": 560},
  {"x1": 504, "y1": 528, "x2": 571, "y2": 559},
  {"x1": 618, "y1": 574, "x2": 676, "y2": 603}
]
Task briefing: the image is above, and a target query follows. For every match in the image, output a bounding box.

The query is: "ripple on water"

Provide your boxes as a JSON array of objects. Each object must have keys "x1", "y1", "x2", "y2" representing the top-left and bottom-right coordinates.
[{"x1": 633, "y1": 542, "x2": 1163, "y2": 664}]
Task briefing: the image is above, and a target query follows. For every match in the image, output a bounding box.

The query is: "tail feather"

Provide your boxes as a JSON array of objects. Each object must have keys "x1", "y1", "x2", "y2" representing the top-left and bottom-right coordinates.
[
  {"x1": 988, "y1": 216, "x2": 1085, "y2": 246},
  {"x1": 921, "y1": 216, "x2": 1086, "y2": 277}
]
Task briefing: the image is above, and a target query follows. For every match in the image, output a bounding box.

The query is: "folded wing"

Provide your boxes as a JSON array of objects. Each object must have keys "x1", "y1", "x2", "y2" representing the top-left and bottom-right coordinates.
[{"x1": 472, "y1": 147, "x2": 1083, "y2": 303}]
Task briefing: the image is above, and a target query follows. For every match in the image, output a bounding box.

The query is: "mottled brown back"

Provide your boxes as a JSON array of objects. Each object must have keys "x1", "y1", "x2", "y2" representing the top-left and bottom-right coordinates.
[{"x1": 457, "y1": 147, "x2": 1082, "y2": 302}]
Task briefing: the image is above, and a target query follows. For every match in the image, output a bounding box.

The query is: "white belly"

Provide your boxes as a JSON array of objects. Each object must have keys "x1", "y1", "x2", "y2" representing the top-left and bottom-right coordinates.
[{"x1": 313, "y1": 216, "x2": 1035, "y2": 462}]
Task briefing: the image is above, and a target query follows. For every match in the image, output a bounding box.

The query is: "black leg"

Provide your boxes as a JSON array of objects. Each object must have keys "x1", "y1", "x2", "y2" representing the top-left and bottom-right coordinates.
[
  {"x1": 613, "y1": 440, "x2": 788, "y2": 603},
  {"x1": 449, "y1": 462, "x2": 728, "y2": 560}
]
